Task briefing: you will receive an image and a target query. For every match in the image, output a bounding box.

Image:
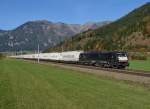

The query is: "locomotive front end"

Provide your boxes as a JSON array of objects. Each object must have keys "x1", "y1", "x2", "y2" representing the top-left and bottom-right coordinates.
[{"x1": 116, "y1": 52, "x2": 129, "y2": 68}]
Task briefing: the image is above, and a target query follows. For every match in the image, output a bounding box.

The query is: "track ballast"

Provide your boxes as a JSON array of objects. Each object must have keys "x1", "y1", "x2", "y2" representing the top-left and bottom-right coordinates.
[{"x1": 39, "y1": 60, "x2": 150, "y2": 78}]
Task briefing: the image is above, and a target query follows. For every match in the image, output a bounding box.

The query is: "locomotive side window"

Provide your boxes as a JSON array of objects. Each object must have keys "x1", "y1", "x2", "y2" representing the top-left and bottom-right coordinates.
[{"x1": 98, "y1": 53, "x2": 107, "y2": 61}]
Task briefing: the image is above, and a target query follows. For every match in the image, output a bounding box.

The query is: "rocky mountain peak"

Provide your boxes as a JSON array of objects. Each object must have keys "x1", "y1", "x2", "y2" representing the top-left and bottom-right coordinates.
[{"x1": 0, "y1": 20, "x2": 110, "y2": 52}]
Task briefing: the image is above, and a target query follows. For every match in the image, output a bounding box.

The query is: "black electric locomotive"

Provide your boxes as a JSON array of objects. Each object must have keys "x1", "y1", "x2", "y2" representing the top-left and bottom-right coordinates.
[{"x1": 79, "y1": 51, "x2": 129, "y2": 68}]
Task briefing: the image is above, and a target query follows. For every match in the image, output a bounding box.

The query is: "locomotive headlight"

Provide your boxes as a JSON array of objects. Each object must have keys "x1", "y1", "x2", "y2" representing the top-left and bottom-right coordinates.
[{"x1": 118, "y1": 57, "x2": 128, "y2": 62}]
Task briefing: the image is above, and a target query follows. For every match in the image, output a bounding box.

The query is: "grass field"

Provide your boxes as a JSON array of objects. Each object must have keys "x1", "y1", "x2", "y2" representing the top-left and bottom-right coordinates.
[
  {"x1": 129, "y1": 57, "x2": 150, "y2": 71},
  {"x1": 0, "y1": 59, "x2": 150, "y2": 109}
]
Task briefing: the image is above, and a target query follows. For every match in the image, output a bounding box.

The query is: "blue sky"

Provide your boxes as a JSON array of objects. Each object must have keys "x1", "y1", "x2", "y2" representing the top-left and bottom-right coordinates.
[{"x1": 0, "y1": 0, "x2": 149, "y2": 30}]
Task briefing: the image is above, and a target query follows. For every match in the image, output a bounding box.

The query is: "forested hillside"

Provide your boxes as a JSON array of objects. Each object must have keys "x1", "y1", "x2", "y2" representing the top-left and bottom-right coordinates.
[{"x1": 46, "y1": 3, "x2": 150, "y2": 52}]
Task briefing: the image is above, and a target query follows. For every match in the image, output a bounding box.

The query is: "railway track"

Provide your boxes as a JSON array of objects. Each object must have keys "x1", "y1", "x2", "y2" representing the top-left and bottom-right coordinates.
[
  {"x1": 76, "y1": 65, "x2": 150, "y2": 77},
  {"x1": 24, "y1": 59, "x2": 150, "y2": 78},
  {"x1": 41, "y1": 61, "x2": 150, "y2": 77}
]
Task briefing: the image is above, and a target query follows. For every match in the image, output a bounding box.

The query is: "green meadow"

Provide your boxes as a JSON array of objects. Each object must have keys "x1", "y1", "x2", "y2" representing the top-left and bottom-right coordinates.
[
  {"x1": 129, "y1": 57, "x2": 150, "y2": 71},
  {"x1": 0, "y1": 59, "x2": 150, "y2": 109}
]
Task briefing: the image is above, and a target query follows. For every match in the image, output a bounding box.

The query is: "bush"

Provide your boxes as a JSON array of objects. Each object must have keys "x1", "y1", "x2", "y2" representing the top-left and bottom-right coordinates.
[
  {"x1": 129, "y1": 52, "x2": 148, "y2": 60},
  {"x1": 0, "y1": 53, "x2": 5, "y2": 60}
]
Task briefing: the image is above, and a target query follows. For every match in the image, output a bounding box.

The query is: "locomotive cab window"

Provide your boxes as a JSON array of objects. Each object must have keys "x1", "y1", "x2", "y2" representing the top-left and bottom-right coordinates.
[{"x1": 117, "y1": 53, "x2": 127, "y2": 57}]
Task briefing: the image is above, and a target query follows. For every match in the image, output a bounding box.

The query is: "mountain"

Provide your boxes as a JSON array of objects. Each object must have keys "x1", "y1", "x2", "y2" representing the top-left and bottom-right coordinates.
[
  {"x1": 81, "y1": 21, "x2": 111, "y2": 31},
  {"x1": 0, "y1": 29, "x2": 6, "y2": 31},
  {"x1": 0, "y1": 30, "x2": 7, "y2": 34},
  {"x1": 46, "y1": 2, "x2": 150, "y2": 52},
  {"x1": 0, "y1": 20, "x2": 110, "y2": 52}
]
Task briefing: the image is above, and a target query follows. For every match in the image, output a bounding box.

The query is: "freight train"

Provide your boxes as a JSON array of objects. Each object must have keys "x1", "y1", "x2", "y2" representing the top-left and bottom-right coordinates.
[{"x1": 10, "y1": 51, "x2": 129, "y2": 69}]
